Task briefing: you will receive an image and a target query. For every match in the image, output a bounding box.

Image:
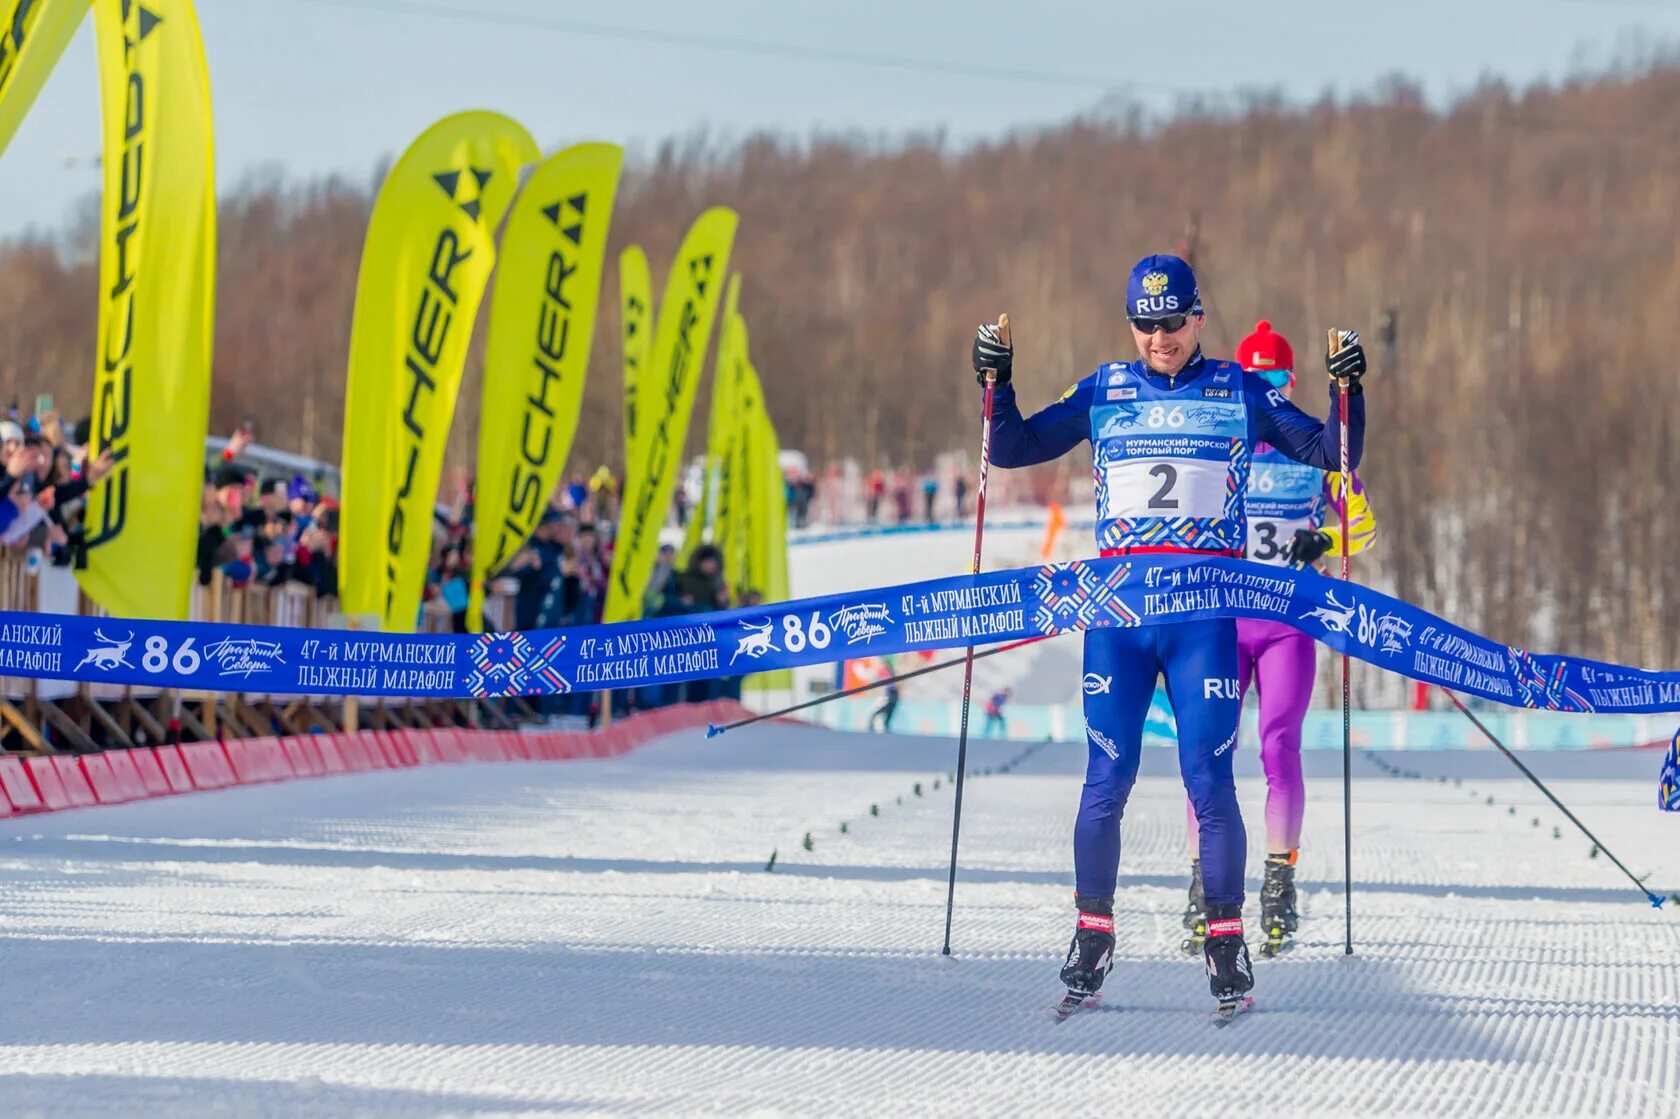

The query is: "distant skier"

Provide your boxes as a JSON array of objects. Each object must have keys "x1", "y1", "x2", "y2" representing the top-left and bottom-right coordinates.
[
  {"x1": 870, "y1": 677, "x2": 901, "y2": 733},
  {"x1": 973, "y1": 256, "x2": 1367, "y2": 1013},
  {"x1": 983, "y1": 688, "x2": 1011, "y2": 738},
  {"x1": 1179, "y1": 320, "x2": 1379, "y2": 959}
]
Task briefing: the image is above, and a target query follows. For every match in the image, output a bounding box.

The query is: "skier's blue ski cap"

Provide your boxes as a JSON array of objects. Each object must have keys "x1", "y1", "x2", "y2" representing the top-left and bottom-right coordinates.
[{"x1": 1126, "y1": 254, "x2": 1203, "y2": 319}]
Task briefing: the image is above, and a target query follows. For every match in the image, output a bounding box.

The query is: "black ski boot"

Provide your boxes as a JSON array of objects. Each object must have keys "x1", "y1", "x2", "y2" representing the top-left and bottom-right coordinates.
[
  {"x1": 1179, "y1": 860, "x2": 1207, "y2": 955},
  {"x1": 1203, "y1": 904, "x2": 1254, "y2": 1017},
  {"x1": 1053, "y1": 897, "x2": 1114, "y2": 1019},
  {"x1": 1259, "y1": 852, "x2": 1299, "y2": 958}
]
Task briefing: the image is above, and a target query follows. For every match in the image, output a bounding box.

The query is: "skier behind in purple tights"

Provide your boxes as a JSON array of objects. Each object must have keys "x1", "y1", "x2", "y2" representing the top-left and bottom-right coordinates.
[{"x1": 1179, "y1": 320, "x2": 1378, "y2": 959}]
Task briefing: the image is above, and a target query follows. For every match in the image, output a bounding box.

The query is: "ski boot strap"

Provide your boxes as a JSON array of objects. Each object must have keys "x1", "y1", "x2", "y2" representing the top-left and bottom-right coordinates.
[
  {"x1": 1077, "y1": 912, "x2": 1115, "y2": 933},
  {"x1": 1207, "y1": 916, "x2": 1243, "y2": 938}
]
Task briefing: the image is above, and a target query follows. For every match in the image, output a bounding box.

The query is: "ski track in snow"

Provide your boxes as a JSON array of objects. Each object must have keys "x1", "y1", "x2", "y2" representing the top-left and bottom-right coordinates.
[{"x1": 0, "y1": 725, "x2": 1675, "y2": 1117}]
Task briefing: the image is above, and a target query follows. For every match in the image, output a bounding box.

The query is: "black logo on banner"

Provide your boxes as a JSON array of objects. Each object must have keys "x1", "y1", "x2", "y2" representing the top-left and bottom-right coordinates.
[
  {"x1": 488, "y1": 189, "x2": 596, "y2": 575},
  {"x1": 85, "y1": 1, "x2": 165, "y2": 551},
  {"x1": 0, "y1": 4, "x2": 37, "y2": 102},
  {"x1": 540, "y1": 192, "x2": 587, "y2": 244},
  {"x1": 622, "y1": 246, "x2": 648, "y2": 449},
  {"x1": 613, "y1": 252, "x2": 717, "y2": 602},
  {"x1": 432, "y1": 166, "x2": 493, "y2": 221},
  {"x1": 385, "y1": 170, "x2": 490, "y2": 611}
]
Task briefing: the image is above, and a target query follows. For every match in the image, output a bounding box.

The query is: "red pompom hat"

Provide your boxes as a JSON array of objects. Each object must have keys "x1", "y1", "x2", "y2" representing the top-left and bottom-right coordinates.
[{"x1": 1235, "y1": 320, "x2": 1295, "y2": 383}]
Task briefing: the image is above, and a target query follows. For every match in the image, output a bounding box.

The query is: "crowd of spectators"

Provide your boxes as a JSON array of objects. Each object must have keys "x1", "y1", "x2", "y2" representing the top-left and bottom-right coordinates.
[
  {"x1": 198, "y1": 427, "x2": 340, "y2": 596},
  {"x1": 196, "y1": 443, "x2": 758, "y2": 716},
  {"x1": 496, "y1": 477, "x2": 752, "y2": 714},
  {"x1": 0, "y1": 407, "x2": 951, "y2": 718},
  {"x1": 0, "y1": 405, "x2": 117, "y2": 569},
  {"x1": 864, "y1": 467, "x2": 967, "y2": 525}
]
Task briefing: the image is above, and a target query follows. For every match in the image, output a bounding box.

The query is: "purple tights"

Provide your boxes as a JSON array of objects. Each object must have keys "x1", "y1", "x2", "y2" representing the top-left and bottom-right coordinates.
[{"x1": 1186, "y1": 618, "x2": 1315, "y2": 854}]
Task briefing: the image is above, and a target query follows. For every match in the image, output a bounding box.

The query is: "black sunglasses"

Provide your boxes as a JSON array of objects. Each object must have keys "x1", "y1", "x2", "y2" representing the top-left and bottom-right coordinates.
[{"x1": 1129, "y1": 314, "x2": 1191, "y2": 335}]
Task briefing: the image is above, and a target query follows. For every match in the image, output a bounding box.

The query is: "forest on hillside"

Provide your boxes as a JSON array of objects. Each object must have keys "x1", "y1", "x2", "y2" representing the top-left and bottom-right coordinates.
[{"x1": 2, "y1": 63, "x2": 1678, "y2": 665}]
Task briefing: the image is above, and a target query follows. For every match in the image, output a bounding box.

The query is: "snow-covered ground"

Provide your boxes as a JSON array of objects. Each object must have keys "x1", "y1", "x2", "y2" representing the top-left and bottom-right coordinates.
[{"x1": 0, "y1": 726, "x2": 1674, "y2": 1117}]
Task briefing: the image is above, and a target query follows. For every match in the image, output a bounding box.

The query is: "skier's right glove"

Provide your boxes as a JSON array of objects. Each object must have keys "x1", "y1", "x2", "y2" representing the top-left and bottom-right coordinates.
[
  {"x1": 1284, "y1": 528, "x2": 1334, "y2": 568},
  {"x1": 972, "y1": 323, "x2": 1012, "y2": 388}
]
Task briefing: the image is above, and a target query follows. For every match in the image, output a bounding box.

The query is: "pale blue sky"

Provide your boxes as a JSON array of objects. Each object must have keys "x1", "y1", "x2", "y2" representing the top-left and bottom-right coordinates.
[{"x1": 1, "y1": 0, "x2": 1676, "y2": 239}]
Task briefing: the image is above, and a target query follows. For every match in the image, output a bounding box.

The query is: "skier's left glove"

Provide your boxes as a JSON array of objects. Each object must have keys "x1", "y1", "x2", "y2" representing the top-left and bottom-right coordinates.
[
  {"x1": 1326, "y1": 329, "x2": 1366, "y2": 394},
  {"x1": 972, "y1": 323, "x2": 1012, "y2": 388},
  {"x1": 1285, "y1": 528, "x2": 1334, "y2": 568}
]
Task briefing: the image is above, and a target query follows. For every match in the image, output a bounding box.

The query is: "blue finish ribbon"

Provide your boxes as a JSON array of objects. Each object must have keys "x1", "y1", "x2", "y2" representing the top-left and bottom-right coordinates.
[{"x1": 4, "y1": 556, "x2": 1680, "y2": 712}]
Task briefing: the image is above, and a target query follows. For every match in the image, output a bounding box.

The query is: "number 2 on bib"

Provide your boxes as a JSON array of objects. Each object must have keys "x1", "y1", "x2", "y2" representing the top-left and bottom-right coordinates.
[{"x1": 1148, "y1": 464, "x2": 1179, "y2": 510}]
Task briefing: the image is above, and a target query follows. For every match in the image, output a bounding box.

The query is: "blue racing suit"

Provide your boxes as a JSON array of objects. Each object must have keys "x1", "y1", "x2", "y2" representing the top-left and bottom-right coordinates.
[{"x1": 989, "y1": 350, "x2": 1365, "y2": 907}]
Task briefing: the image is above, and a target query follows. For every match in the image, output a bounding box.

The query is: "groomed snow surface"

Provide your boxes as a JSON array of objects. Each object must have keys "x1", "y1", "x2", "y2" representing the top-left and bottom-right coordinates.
[{"x1": 1, "y1": 725, "x2": 1676, "y2": 1117}]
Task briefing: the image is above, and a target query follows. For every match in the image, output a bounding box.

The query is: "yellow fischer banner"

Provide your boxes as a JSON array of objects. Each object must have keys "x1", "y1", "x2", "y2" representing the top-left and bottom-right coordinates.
[
  {"x1": 619, "y1": 244, "x2": 651, "y2": 467},
  {"x1": 338, "y1": 111, "x2": 537, "y2": 632},
  {"x1": 721, "y1": 326, "x2": 763, "y2": 600},
  {"x1": 746, "y1": 380, "x2": 791, "y2": 691},
  {"x1": 469, "y1": 141, "x2": 622, "y2": 629},
  {"x1": 0, "y1": 0, "x2": 88, "y2": 157},
  {"x1": 756, "y1": 394, "x2": 789, "y2": 606},
  {"x1": 602, "y1": 207, "x2": 737, "y2": 625},
  {"x1": 677, "y1": 273, "x2": 741, "y2": 567},
  {"x1": 78, "y1": 0, "x2": 214, "y2": 621}
]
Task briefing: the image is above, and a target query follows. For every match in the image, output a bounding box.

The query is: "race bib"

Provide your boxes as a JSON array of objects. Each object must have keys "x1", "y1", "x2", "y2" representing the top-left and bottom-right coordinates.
[
  {"x1": 1247, "y1": 516, "x2": 1313, "y2": 563},
  {"x1": 1088, "y1": 368, "x2": 1250, "y2": 553},
  {"x1": 1102, "y1": 457, "x2": 1231, "y2": 522},
  {"x1": 1245, "y1": 455, "x2": 1323, "y2": 565}
]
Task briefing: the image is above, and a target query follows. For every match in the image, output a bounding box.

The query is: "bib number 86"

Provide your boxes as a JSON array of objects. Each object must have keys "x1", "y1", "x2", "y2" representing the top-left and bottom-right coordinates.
[
  {"x1": 1146, "y1": 405, "x2": 1185, "y2": 429},
  {"x1": 141, "y1": 636, "x2": 201, "y2": 675}
]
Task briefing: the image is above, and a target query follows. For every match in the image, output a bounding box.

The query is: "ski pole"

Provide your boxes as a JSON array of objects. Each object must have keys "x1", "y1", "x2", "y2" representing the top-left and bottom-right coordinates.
[
  {"x1": 1328, "y1": 327, "x2": 1355, "y2": 956},
  {"x1": 1439, "y1": 687, "x2": 1665, "y2": 908},
  {"x1": 943, "y1": 313, "x2": 1007, "y2": 957},
  {"x1": 705, "y1": 634, "x2": 1049, "y2": 737}
]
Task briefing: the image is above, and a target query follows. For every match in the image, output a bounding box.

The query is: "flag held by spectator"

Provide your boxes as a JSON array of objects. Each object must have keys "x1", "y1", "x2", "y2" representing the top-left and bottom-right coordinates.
[
  {"x1": 469, "y1": 142, "x2": 622, "y2": 630},
  {"x1": 338, "y1": 111, "x2": 538, "y2": 632},
  {"x1": 603, "y1": 207, "x2": 736, "y2": 625},
  {"x1": 620, "y1": 245, "x2": 652, "y2": 469},
  {"x1": 0, "y1": 0, "x2": 87, "y2": 159},
  {"x1": 79, "y1": 0, "x2": 215, "y2": 621}
]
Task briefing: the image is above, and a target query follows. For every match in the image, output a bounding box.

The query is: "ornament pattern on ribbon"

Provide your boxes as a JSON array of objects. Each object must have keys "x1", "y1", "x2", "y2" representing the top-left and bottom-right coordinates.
[
  {"x1": 1031, "y1": 561, "x2": 1138, "y2": 634},
  {"x1": 465, "y1": 632, "x2": 571, "y2": 697},
  {"x1": 1508, "y1": 646, "x2": 1593, "y2": 713}
]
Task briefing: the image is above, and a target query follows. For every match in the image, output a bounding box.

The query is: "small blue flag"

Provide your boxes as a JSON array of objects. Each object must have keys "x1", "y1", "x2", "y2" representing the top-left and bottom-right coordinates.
[{"x1": 1660, "y1": 728, "x2": 1680, "y2": 812}]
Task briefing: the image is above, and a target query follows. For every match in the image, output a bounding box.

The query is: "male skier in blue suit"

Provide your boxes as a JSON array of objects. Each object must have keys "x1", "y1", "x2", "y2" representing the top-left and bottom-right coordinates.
[{"x1": 972, "y1": 255, "x2": 1367, "y2": 1008}]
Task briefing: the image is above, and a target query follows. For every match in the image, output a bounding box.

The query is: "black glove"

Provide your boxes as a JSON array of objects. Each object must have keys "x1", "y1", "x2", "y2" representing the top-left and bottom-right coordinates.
[
  {"x1": 972, "y1": 323, "x2": 1012, "y2": 388},
  {"x1": 1326, "y1": 329, "x2": 1366, "y2": 394},
  {"x1": 1285, "y1": 528, "x2": 1334, "y2": 567}
]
